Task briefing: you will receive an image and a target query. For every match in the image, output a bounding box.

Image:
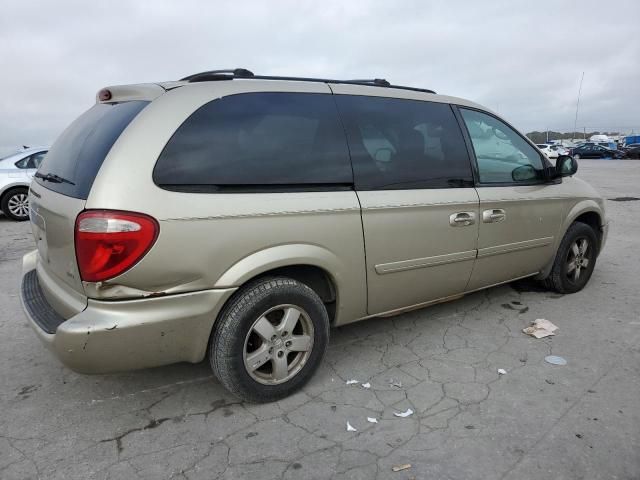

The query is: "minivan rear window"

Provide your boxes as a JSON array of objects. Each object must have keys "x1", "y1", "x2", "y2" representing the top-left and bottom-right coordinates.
[
  {"x1": 153, "y1": 92, "x2": 353, "y2": 191},
  {"x1": 35, "y1": 101, "x2": 148, "y2": 199}
]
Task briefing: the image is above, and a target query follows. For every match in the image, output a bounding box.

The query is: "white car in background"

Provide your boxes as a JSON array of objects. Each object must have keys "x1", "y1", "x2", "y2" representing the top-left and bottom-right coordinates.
[
  {"x1": 536, "y1": 144, "x2": 560, "y2": 159},
  {"x1": 0, "y1": 147, "x2": 48, "y2": 221}
]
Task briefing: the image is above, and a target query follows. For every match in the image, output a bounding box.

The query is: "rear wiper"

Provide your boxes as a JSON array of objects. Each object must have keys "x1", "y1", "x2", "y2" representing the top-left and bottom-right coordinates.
[{"x1": 35, "y1": 172, "x2": 75, "y2": 185}]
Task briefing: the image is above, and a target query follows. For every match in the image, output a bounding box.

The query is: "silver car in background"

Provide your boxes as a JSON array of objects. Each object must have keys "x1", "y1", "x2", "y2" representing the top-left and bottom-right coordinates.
[{"x1": 0, "y1": 147, "x2": 48, "y2": 220}]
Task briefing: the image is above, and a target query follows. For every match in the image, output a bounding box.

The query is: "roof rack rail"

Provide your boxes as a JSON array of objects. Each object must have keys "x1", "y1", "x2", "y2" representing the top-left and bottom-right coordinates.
[
  {"x1": 347, "y1": 78, "x2": 391, "y2": 87},
  {"x1": 180, "y1": 68, "x2": 254, "y2": 82},
  {"x1": 180, "y1": 69, "x2": 436, "y2": 94}
]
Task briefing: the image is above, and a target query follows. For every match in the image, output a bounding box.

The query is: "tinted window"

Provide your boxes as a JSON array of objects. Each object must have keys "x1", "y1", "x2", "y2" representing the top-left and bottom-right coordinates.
[
  {"x1": 154, "y1": 93, "x2": 352, "y2": 190},
  {"x1": 36, "y1": 101, "x2": 149, "y2": 199},
  {"x1": 335, "y1": 96, "x2": 472, "y2": 190},
  {"x1": 460, "y1": 108, "x2": 545, "y2": 184},
  {"x1": 17, "y1": 151, "x2": 47, "y2": 169},
  {"x1": 31, "y1": 151, "x2": 47, "y2": 168}
]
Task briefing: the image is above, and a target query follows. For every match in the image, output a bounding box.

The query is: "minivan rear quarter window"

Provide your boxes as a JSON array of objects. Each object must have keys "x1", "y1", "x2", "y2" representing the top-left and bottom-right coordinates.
[
  {"x1": 36, "y1": 101, "x2": 149, "y2": 199},
  {"x1": 153, "y1": 92, "x2": 353, "y2": 191}
]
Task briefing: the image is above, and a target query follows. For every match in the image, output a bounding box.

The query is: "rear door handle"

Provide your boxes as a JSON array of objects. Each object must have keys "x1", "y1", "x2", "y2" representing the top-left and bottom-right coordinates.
[
  {"x1": 449, "y1": 211, "x2": 476, "y2": 227},
  {"x1": 482, "y1": 209, "x2": 506, "y2": 223}
]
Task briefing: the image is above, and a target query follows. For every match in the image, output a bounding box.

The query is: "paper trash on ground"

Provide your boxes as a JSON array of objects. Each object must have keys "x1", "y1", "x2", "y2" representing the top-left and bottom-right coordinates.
[
  {"x1": 361, "y1": 382, "x2": 371, "y2": 389},
  {"x1": 393, "y1": 408, "x2": 414, "y2": 418},
  {"x1": 497, "y1": 368, "x2": 507, "y2": 375},
  {"x1": 346, "y1": 421, "x2": 357, "y2": 432},
  {"x1": 367, "y1": 417, "x2": 378, "y2": 423},
  {"x1": 523, "y1": 319, "x2": 558, "y2": 339},
  {"x1": 346, "y1": 379, "x2": 359, "y2": 385},
  {"x1": 545, "y1": 355, "x2": 567, "y2": 366},
  {"x1": 392, "y1": 464, "x2": 412, "y2": 472}
]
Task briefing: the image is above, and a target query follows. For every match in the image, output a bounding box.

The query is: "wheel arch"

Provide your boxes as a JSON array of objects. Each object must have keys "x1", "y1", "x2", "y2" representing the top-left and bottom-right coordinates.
[
  {"x1": 536, "y1": 201, "x2": 604, "y2": 280},
  {"x1": 0, "y1": 183, "x2": 30, "y2": 205},
  {"x1": 213, "y1": 244, "x2": 348, "y2": 325}
]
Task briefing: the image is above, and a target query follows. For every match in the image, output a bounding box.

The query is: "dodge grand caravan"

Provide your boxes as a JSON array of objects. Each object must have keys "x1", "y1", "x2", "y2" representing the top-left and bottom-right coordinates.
[{"x1": 21, "y1": 69, "x2": 608, "y2": 402}]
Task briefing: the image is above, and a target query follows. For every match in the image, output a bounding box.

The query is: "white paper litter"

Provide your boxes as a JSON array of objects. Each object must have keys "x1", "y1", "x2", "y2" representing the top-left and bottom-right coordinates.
[
  {"x1": 346, "y1": 421, "x2": 357, "y2": 432},
  {"x1": 545, "y1": 355, "x2": 567, "y2": 366},
  {"x1": 392, "y1": 463, "x2": 412, "y2": 472},
  {"x1": 361, "y1": 382, "x2": 371, "y2": 389},
  {"x1": 367, "y1": 417, "x2": 378, "y2": 423},
  {"x1": 346, "y1": 379, "x2": 359, "y2": 385},
  {"x1": 393, "y1": 408, "x2": 414, "y2": 418},
  {"x1": 497, "y1": 368, "x2": 507, "y2": 375},
  {"x1": 389, "y1": 379, "x2": 403, "y2": 388},
  {"x1": 523, "y1": 319, "x2": 558, "y2": 339}
]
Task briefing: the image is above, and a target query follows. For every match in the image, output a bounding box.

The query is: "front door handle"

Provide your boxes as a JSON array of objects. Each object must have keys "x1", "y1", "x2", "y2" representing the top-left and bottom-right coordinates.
[
  {"x1": 449, "y1": 211, "x2": 476, "y2": 227},
  {"x1": 482, "y1": 209, "x2": 506, "y2": 223}
]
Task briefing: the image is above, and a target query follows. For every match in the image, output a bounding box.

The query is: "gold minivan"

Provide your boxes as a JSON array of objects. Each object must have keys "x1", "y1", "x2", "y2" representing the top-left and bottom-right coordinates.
[{"x1": 21, "y1": 69, "x2": 608, "y2": 402}]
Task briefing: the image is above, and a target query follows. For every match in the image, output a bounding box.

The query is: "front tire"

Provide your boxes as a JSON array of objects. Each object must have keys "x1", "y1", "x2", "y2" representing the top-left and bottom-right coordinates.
[
  {"x1": 1, "y1": 187, "x2": 30, "y2": 221},
  {"x1": 542, "y1": 222, "x2": 598, "y2": 293},
  {"x1": 210, "y1": 277, "x2": 329, "y2": 403}
]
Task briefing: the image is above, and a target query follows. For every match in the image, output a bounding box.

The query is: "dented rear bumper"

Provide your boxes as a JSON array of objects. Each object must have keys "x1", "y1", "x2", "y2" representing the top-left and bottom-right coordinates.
[{"x1": 20, "y1": 250, "x2": 237, "y2": 373}]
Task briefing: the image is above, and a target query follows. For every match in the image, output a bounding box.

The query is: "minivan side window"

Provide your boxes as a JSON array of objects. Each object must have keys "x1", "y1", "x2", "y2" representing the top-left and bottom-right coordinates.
[
  {"x1": 459, "y1": 108, "x2": 545, "y2": 184},
  {"x1": 335, "y1": 95, "x2": 473, "y2": 190},
  {"x1": 154, "y1": 93, "x2": 352, "y2": 190}
]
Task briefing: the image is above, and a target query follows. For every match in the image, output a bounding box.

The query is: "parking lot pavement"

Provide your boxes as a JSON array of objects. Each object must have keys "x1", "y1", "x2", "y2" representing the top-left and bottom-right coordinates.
[{"x1": 1, "y1": 160, "x2": 639, "y2": 480}]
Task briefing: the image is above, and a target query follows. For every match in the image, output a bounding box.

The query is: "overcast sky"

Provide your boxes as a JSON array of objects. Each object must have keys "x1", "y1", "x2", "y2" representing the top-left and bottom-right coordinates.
[{"x1": 1, "y1": 0, "x2": 638, "y2": 155}]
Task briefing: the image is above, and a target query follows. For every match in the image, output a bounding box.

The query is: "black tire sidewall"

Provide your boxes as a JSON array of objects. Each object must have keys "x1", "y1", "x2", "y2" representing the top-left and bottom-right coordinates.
[
  {"x1": 211, "y1": 278, "x2": 329, "y2": 403},
  {"x1": 551, "y1": 222, "x2": 598, "y2": 293},
  {"x1": 1, "y1": 188, "x2": 30, "y2": 221}
]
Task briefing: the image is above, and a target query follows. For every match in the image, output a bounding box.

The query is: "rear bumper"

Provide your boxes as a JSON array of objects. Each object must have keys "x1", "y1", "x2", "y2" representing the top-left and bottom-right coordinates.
[{"x1": 20, "y1": 251, "x2": 237, "y2": 374}]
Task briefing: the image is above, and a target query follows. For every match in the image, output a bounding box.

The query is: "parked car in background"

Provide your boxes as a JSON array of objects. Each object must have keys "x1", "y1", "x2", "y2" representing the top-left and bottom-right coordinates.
[
  {"x1": 550, "y1": 144, "x2": 569, "y2": 156},
  {"x1": 624, "y1": 145, "x2": 640, "y2": 159},
  {"x1": 569, "y1": 144, "x2": 624, "y2": 160},
  {"x1": 20, "y1": 70, "x2": 607, "y2": 402},
  {"x1": 536, "y1": 144, "x2": 559, "y2": 159},
  {"x1": 0, "y1": 147, "x2": 48, "y2": 220},
  {"x1": 621, "y1": 143, "x2": 640, "y2": 152}
]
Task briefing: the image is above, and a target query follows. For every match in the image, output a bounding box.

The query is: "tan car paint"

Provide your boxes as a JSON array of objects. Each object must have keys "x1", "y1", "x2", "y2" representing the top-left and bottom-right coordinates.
[{"x1": 21, "y1": 78, "x2": 608, "y2": 374}]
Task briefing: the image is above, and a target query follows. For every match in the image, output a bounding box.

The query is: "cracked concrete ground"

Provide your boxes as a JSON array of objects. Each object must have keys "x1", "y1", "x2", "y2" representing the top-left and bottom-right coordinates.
[{"x1": 1, "y1": 160, "x2": 639, "y2": 480}]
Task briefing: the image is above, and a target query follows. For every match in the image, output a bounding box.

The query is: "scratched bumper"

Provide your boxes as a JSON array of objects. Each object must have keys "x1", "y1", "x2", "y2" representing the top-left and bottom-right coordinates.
[{"x1": 20, "y1": 251, "x2": 237, "y2": 374}]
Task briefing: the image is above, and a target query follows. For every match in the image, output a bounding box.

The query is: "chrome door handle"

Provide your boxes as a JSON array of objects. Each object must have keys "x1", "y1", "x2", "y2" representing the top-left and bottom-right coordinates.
[
  {"x1": 450, "y1": 211, "x2": 476, "y2": 227},
  {"x1": 482, "y1": 209, "x2": 506, "y2": 223}
]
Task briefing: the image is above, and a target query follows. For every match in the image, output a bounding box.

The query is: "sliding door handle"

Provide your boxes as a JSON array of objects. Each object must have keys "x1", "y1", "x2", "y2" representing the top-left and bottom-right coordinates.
[
  {"x1": 482, "y1": 209, "x2": 506, "y2": 223},
  {"x1": 449, "y1": 212, "x2": 476, "y2": 227}
]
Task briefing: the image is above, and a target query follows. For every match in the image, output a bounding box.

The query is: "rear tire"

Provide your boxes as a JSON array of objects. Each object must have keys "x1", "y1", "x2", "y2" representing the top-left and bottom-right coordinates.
[
  {"x1": 1, "y1": 187, "x2": 30, "y2": 221},
  {"x1": 541, "y1": 222, "x2": 598, "y2": 294},
  {"x1": 210, "y1": 277, "x2": 329, "y2": 403}
]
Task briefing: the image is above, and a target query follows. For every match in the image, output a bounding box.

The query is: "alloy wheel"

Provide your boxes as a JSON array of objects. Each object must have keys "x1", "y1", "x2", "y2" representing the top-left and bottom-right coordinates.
[
  {"x1": 566, "y1": 237, "x2": 591, "y2": 283},
  {"x1": 8, "y1": 192, "x2": 29, "y2": 219},
  {"x1": 243, "y1": 304, "x2": 314, "y2": 385}
]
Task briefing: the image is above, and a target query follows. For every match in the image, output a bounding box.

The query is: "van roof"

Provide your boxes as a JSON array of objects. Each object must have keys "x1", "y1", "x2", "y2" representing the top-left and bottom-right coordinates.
[{"x1": 97, "y1": 68, "x2": 490, "y2": 113}]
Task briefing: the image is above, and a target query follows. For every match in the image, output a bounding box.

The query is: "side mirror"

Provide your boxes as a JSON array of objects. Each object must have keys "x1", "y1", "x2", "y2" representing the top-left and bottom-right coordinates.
[
  {"x1": 555, "y1": 155, "x2": 578, "y2": 177},
  {"x1": 512, "y1": 164, "x2": 537, "y2": 182}
]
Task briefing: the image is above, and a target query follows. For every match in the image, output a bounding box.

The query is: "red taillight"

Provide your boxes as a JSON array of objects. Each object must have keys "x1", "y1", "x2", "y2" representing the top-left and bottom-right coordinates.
[{"x1": 75, "y1": 210, "x2": 159, "y2": 283}]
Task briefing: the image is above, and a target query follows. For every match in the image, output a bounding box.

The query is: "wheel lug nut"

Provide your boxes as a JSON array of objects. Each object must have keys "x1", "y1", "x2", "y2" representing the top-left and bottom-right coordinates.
[
  {"x1": 277, "y1": 350, "x2": 284, "y2": 358},
  {"x1": 282, "y1": 331, "x2": 288, "y2": 337},
  {"x1": 271, "y1": 335, "x2": 277, "y2": 341},
  {"x1": 285, "y1": 341, "x2": 292, "y2": 347},
  {"x1": 268, "y1": 347, "x2": 273, "y2": 354}
]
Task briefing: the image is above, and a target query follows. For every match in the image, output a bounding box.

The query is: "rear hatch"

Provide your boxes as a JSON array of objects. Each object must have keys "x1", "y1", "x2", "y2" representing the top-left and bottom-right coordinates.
[{"x1": 30, "y1": 101, "x2": 149, "y2": 312}]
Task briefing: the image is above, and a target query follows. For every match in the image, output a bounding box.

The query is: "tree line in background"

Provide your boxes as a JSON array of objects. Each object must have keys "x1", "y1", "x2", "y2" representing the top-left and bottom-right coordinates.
[{"x1": 525, "y1": 131, "x2": 621, "y2": 144}]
